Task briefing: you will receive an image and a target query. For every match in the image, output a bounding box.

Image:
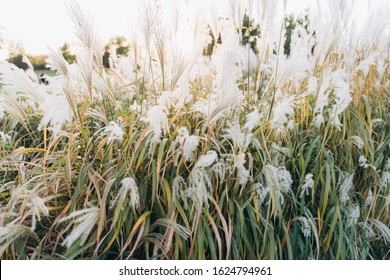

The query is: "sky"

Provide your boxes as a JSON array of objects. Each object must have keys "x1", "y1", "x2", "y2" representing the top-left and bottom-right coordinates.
[
  {"x1": 0, "y1": 0, "x2": 140, "y2": 58},
  {"x1": 0, "y1": 0, "x2": 387, "y2": 59}
]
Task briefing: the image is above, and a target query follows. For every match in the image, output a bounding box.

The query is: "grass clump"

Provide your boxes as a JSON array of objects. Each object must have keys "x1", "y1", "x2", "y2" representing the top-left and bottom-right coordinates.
[{"x1": 0, "y1": 0, "x2": 389, "y2": 260}]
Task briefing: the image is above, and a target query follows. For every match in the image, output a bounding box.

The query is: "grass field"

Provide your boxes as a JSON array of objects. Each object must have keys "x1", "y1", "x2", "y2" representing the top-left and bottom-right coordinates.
[{"x1": 0, "y1": 0, "x2": 389, "y2": 260}]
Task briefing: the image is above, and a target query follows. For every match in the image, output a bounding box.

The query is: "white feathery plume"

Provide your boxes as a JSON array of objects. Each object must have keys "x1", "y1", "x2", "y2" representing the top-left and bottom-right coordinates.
[
  {"x1": 309, "y1": 1, "x2": 344, "y2": 64},
  {"x1": 103, "y1": 121, "x2": 124, "y2": 144},
  {"x1": 59, "y1": 207, "x2": 100, "y2": 249},
  {"x1": 354, "y1": 3, "x2": 390, "y2": 50},
  {"x1": 211, "y1": 160, "x2": 229, "y2": 182},
  {"x1": 0, "y1": 224, "x2": 32, "y2": 243},
  {"x1": 122, "y1": 177, "x2": 140, "y2": 208},
  {"x1": 38, "y1": 94, "x2": 73, "y2": 135},
  {"x1": 0, "y1": 61, "x2": 44, "y2": 104},
  {"x1": 314, "y1": 69, "x2": 332, "y2": 127},
  {"x1": 381, "y1": 158, "x2": 390, "y2": 187},
  {"x1": 233, "y1": 152, "x2": 250, "y2": 185},
  {"x1": 385, "y1": 158, "x2": 390, "y2": 171},
  {"x1": 314, "y1": 114, "x2": 325, "y2": 129},
  {"x1": 276, "y1": 166, "x2": 293, "y2": 193},
  {"x1": 347, "y1": 136, "x2": 364, "y2": 149},
  {"x1": 8, "y1": 185, "x2": 29, "y2": 212},
  {"x1": 224, "y1": 122, "x2": 252, "y2": 150},
  {"x1": 361, "y1": 222, "x2": 376, "y2": 239},
  {"x1": 92, "y1": 72, "x2": 118, "y2": 108},
  {"x1": 359, "y1": 156, "x2": 369, "y2": 169},
  {"x1": 0, "y1": 224, "x2": 36, "y2": 256},
  {"x1": 263, "y1": 165, "x2": 281, "y2": 191},
  {"x1": 10, "y1": 146, "x2": 25, "y2": 162},
  {"x1": 243, "y1": 109, "x2": 260, "y2": 131},
  {"x1": 223, "y1": 0, "x2": 246, "y2": 29},
  {"x1": 21, "y1": 55, "x2": 39, "y2": 83},
  {"x1": 345, "y1": 204, "x2": 360, "y2": 227},
  {"x1": 144, "y1": 105, "x2": 169, "y2": 142},
  {"x1": 271, "y1": 96, "x2": 295, "y2": 130},
  {"x1": 194, "y1": 150, "x2": 218, "y2": 169},
  {"x1": 289, "y1": 23, "x2": 314, "y2": 59},
  {"x1": 270, "y1": 143, "x2": 290, "y2": 166},
  {"x1": 67, "y1": 1, "x2": 95, "y2": 50},
  {"x1": 338, "y1": 171, "x2": 354, "y2": 204},
  {"x1": 234, "y1": 152, "x2": 246, "y2": 169},
  {"x1": 300, "y1": 173, "x2": 314, "y2": 198},
  {"x1": 274, "y1": 51, "x2": 311, "y2": 86},
  {"x1": 187, "y1": 150, "x2": 218, "y2": 210},
  {"x1": 255, "y1": 183, "x2": 269, "y2": 205},
  {"x1": 368, "y1": 218, "x2": 390, "y2": 245},
  {"x1": 67, "y1": 0, "x2": 103, "y2": 71},
  {"x1": 194, "y1": 94, "x2": 239, "y2": 125},
  {"x1": 7, "y1": 185, "x2": 49, "y2": 231},
  {"x1": 329, "y1": 70, "x2": 352, "y2": 129},
  {"x1": 298, "y1": 216, "x2": 311, "y2": 238},
  {"x1": 47, "y1": 48, "x2": 69, "y2": 76},
  {"x1": 238, "y1": 168, "x2": 250, "y2": 186},
  {"x1": 358, "y1": 155, "x2": 376, "y2": 171},
  {"x1": 355, "y1": 52, "x2": 377, "y2": 76},
  {"x1": 306, "y1": 77, "x2": 318, "y2": 96},
  {"x1": 358, "y1": 156, "x2": 369, "y2": 169},
  {"x1": 372, "y1": 118, "x2": 384, "y2": 127},
  {"x1": 239, "y1": 45, "x2": 259, "y2": 73},
  {"x1": 175, "y1": 127, "x2": 200, "y2": 163},
  {"x1": 262, "y1": 164, "x2": 293, "y2": 206},
  {"x1": 364, "y1": 189, "x2": 373, "y2": 208},
  {"x1": 60, "y1": 70, "x2": 83, "y2": 119},
  {"x1": 110, "y1": 177, "x2": 140, "y2": 209},
  {"x1": 67, "y1": 1, "x2": 104, "y2": 99},
  {"x1": 202, "y1": 19, "x2": 242, "y2": 123},
  {"x1": 0, "y1": 131, "x2": 11, "y2": 146},
  {"x1": 158, "y1": 85, "x2": 192, "y2": 110},
  {"x1": 138, "y1": 0, "x2": 160, "y2": 54},
  {"x1": 152, "y1": 218, "x2": 191, "y2": 239},
  {"x1": 26, "y1": 195, "x2": 49, "y2": 231},
  {"x1": 286, "y1": 119, "x2": 296, "y2": 130},
  {"x1": 77, "y1": 47, "x2": 94, "y2": 101},
  {"x1": 172, "y1": 176, "x2": 187, "y2": 207},
  {"x1": 153, "y1": 24, "x2": 167, "y2": 87}
]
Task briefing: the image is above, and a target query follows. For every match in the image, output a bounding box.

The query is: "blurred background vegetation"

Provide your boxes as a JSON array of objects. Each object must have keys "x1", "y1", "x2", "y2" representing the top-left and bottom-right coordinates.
[{"x1": 2, "y1": 13, "x2": 307, "y2": 73}]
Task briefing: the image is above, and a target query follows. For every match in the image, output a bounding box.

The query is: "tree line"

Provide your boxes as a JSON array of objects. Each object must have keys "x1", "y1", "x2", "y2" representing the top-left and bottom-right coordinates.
[
  {"x1": 5, "y1": 36, "x2": 129, "y2": 71},
  {"x1": 4, "y1": 13, "x2": 308, "y2": 71}
]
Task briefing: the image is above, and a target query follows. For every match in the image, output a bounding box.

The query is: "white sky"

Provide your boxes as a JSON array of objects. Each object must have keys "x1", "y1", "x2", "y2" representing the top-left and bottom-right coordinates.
[
  {"x1": 0, "y1": 0, "x2": 387, "y2": 59},
  {"x1": 0, "y1": 0, "x2": 141, "y2": 58}
]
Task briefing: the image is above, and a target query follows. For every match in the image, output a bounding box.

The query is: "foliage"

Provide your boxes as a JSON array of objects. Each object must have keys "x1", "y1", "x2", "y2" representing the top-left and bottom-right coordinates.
[
  {"x1": 60, "y1": 42, "x2": 77, "y2": 64},
  {"x1": 283, "y1": 14, "x2": 310, "y2": 56},
  {"x1": 6, "y1": 54, "x2": 29, "y2": 70},
  {"x1": 0, "y1": 0, "x2": 389, "y2": 260},
  {"x1": 103, "y1": 36, "x2": 130, "y2": 68},
  {"x1": 6, "y1": 41, "x2": 48, "y2": 70},
  {"x1": 28, "y1": 55, "x2": 48, "y2": 70}
]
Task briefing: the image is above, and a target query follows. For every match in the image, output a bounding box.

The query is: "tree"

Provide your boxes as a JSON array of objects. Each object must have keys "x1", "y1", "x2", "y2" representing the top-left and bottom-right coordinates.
[
  {"x1": 7, "y1": 41, "x2": 29, "y2": 70},
  {"x1": 103, "y1": 36, "x2": 130, "y2": 68},
  {"x1": 283, "y1": 14, "x2": 310, "y2": 56},
  {"x1": 203, "y1": 14, "x2": 259, "y2": 57},
  {"x1": 8, "y1": 41, "x2": 25, "y2": 58},
  {"x1": 241, "y1": 13, "x2": 260, "y2": 53},
  {"x1": 28, "y1": 55, "x2": 48, "y2": 70},
  {"x1": 60, "y1": 42, "x2": 77, "y2": 64}
]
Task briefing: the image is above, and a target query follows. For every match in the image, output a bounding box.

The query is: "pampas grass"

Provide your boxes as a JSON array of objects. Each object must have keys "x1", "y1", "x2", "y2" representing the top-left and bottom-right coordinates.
[{"x1": 0, "y1": 0, "x2": 389, "y2": 260}]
